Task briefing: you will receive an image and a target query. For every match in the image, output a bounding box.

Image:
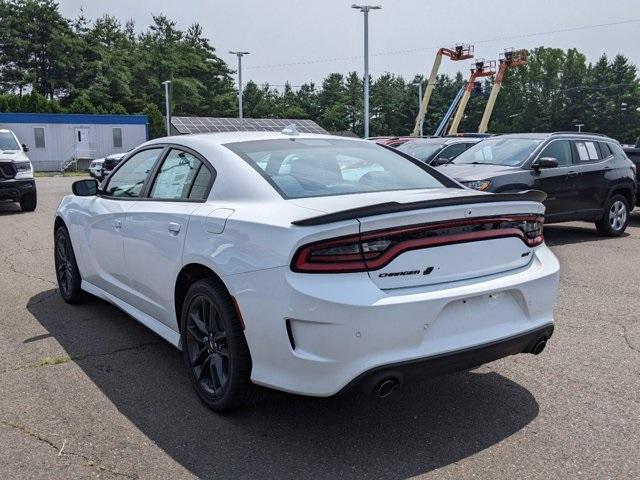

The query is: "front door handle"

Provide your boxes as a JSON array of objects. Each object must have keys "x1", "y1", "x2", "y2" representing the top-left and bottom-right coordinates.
[
  {"x1": 112, "y1": 219, "x2": 122, "y2": 230},
  {"x1": 168, "y1": 222, "x2": 181, "y2": 234},
  {"x1": 567, "y1": 171, "x2": 579, "y2": 178}
]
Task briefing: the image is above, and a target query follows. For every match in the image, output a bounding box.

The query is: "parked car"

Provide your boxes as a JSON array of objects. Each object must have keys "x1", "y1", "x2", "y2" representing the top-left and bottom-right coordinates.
[
  {"x1": 55, "y1": 131, "x2": 559, "y2": 411},
  {"x1": 436, "y1": 132, "x2": 636, "y2": 236},
  {"x1": 622, "y1": 141, "x2": 640, "y2": 205},
  {"x1": 88, "y1": 158, "x2": 105, "y2": 180},
  {"x1": 101, "y1": 152, "x2": 128, "y2": 179},
  {"x1": 396, "y1": 137, "x2": 482, "y2": 165},
  {"x1": 0, "y1": 128, "x2": 37, "y2": 211}
]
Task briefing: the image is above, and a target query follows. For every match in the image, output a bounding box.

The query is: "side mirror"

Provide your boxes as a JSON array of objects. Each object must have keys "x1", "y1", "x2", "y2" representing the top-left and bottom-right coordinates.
[
  {"x1": 72, "y1": 179, "x2": 98, "y2": 197},
  {"x1": 532, "y1": 157, "x2": 558, "y2": 170},
  {"x1": 22, "y1": 144, "x2": 29, "y2": 152},
  {"x1": 431, "y1": 156, "x2": 450, "y2": 166}
]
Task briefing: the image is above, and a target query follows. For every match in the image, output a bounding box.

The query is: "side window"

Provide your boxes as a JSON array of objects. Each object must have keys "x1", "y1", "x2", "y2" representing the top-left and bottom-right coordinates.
[
  {"x1": 538, "y1": 140, "x2": 572, "y2": 167},
  {"x1": 574, "y1": 141, "x2": 600, "y2": 162},
  {"x1": 599, "y1": 142, "x2": 613, "y2": 158},
  {"x1": 113, "y1": 128, "x2": 123, "y2": 148},
  {"x1": 149, "y1": 149, "x2": 212, "y2": 201},
  {"x1": 104, "y1": 148, "x2": 163, "y2": 198},
  {"x1": 441, "y1": 143, "x2": 472, "y2": 160},
  {"x1": 34, "y1": 128, "x2": 45, "y2": 149}
]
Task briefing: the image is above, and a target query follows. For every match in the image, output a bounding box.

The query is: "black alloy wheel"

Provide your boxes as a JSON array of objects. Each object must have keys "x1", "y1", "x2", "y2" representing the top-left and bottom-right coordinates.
[
  {"x1": 181, "y1": 279, "x2": 252, "y2": 412},
  {"x1": 185, "y1": 295, "x2": 230, "y2": 397},
  {"x1": 54, "y1": 226, "x2": 83, "y2": 303}
]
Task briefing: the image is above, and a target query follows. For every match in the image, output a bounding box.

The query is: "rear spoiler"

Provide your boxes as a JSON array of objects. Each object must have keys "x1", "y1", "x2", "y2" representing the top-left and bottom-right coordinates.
[{"x1": 292, "y1": 190, "x2": 547, "y2": 226}]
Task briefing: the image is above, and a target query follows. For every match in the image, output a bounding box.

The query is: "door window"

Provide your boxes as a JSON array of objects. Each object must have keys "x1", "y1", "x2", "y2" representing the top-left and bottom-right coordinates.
[
  {"x1": 440, "y1": 142, "x2": 473, "y2": 160},
  {"x1": 538, "y1": 140, "x2": 572, "y2": 167},
  {"x1": 103, "y1": 148, "x2": 163, "y2": 198},
  {"x1": 574, "y1": 141, "x2": 600, "y2": 162},
  {"x1": 149, "y1": 149, "x2": 212, "y2": 200}
]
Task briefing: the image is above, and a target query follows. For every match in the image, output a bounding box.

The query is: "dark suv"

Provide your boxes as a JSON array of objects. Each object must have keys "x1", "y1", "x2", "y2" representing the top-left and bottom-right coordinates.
[{"x1": 436, "y1": 132, "x2": 637, "y2": 236}]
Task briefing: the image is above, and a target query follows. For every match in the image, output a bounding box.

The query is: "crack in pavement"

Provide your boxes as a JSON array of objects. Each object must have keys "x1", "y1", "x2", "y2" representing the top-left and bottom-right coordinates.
[
  {"x1": 2, "y1": 247, "x2": 56, "y2": 286},
  {"x1": 1, "y1": 420, "x2": 138, "y2": 479}
]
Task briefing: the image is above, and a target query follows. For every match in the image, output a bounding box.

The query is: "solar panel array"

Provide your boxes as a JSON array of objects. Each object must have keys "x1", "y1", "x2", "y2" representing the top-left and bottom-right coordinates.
[{"x1": 171, "y1": 117, "x2": 328, "y2": 135}]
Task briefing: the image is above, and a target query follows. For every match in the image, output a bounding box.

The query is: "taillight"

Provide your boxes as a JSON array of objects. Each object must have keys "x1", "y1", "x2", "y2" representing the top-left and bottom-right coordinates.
[{"x1": 291, "y1": 215, "x2": 544, "y2": 273}]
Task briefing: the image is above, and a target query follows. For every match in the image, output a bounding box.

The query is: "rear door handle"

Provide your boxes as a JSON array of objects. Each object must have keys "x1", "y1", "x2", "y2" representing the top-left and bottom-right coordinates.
[
  {"x1": 168, "y1": 222, "x2": 181, "y2": 234},
  {"x1": 112, "y1": 219, "x2": 122, "y2": 230}
]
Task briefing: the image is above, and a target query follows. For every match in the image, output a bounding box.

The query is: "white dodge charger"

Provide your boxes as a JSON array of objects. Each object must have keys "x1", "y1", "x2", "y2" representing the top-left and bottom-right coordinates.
[{"x1": 54, "y1": 130, "x2": 559, "y2": 412}]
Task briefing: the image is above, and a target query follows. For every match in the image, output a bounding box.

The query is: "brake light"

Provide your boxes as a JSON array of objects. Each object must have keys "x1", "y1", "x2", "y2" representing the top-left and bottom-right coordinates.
[{"x1": 291, "y1": 215, "x2": 544, "y2": 273}]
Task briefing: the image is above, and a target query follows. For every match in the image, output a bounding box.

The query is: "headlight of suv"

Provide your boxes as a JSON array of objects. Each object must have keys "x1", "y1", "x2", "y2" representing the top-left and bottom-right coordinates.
[
  {"x1": 462, "y1": 180, "x2": 491, "y2": 191},
  {"x1": 14, "y1": 161, "x2": 33, "y2": 179}
]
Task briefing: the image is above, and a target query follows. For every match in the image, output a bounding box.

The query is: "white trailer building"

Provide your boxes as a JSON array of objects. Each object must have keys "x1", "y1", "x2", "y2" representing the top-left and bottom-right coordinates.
[{"x1": 0, "y1": 113, "x2": 148, "y2": 171}]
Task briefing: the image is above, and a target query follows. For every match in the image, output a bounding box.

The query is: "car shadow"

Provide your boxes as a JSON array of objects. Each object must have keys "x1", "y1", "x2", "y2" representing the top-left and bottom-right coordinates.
[
  {"x1": 27, "y1": 289, "x2": 540, "y2": 479},
  {"x1": 543, "y1": 223, "x2": 629, "y2": 246}
]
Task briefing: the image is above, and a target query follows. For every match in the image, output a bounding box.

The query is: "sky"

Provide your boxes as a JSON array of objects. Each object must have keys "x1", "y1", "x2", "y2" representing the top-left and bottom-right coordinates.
[{"x1": 58, "y1": 0, "x2": 640, "y2": 88}]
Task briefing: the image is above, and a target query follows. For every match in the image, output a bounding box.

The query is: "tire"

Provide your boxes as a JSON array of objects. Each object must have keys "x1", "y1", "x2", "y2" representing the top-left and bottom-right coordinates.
[
  {"x1": 595, "y1": 194, "x2": 630, "y2": 237},
  {"x1": 54, "y1": 225, "x2": 84, "y2": 303},
  {"x1": 19, "y1": 190, "x2": 37, "y2": 212},
  {"x1": 181, "y1": 279, "x2": 253, "y2": 412}
]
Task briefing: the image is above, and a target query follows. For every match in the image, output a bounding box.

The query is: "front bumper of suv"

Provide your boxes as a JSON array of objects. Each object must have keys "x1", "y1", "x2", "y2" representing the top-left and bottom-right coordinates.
[{"x1": 0, "y1": 178, "x2": 35, "y2": 201}]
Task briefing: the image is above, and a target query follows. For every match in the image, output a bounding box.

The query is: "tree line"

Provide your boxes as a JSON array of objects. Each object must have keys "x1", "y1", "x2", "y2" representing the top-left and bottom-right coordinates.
[{"x1": 1, "y1": 0, "x2": 639, "y2": 143}]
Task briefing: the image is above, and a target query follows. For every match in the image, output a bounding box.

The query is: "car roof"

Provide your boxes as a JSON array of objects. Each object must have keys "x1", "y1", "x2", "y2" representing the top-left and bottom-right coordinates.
[
  {"x1": 401, "y1": 137, "x2": 481, "y2": 146},
  {"x1": 145, "y1": 131, "x2": 361, "y2": 147},
  {"x1": 494, "y1": 132, "x2": 615, "y2": 142}
]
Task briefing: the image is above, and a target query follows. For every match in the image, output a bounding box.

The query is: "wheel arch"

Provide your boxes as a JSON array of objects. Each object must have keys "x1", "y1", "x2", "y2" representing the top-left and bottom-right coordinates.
[
  {"x1": 607, "y1": 185, "x2": 634, "y2": 211},
  {"x1": 174, "y1": 263, "x2": 235, "y2": 334}
]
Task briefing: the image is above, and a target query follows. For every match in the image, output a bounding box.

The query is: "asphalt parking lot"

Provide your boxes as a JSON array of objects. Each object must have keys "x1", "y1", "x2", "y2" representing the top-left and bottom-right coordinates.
[{"x1": 1, "y1": 176, "x2": 639, "y2": 479}]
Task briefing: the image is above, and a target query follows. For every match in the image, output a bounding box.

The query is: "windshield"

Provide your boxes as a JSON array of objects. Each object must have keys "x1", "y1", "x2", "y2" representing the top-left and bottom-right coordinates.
[
  {"x1": 0, "y1": 132, "x2": 20, "y2": 151},
  {"x1": 453, "y1": 137, "x2": 542, "y2": 166},
  {"x1": 397, "y1": 141, "x2": 443, "y2": 162},
  {"x1": 225, "y1": 138, "x2": 445, "y2": 199}
]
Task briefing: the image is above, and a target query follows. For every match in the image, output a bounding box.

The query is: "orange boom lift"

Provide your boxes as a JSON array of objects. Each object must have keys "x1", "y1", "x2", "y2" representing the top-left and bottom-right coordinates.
[
  {"x1": 448, "y1": 59, "x2": 496, "y2": 135},
  {"x1": 411, "y1": 44, "x2": 474, "y2": 137},
  {"x1": 478, "y1": 48, "x2": 528, "y2": 133}
]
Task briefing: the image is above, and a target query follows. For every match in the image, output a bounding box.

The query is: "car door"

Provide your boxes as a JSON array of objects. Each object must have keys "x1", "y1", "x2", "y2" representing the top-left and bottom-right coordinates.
[
  {"x1": 570, "y1": 139, "x2": 609, "y2": 214},
  {"x1": 122, "y1": 147, "x2": 215, "y2": 329},
  {"x1": 83, "y1": 147, "x2": 164, "y2": 300},
  {"x1": 530, "y1": 139, "x2": 576, "y2": 219}
]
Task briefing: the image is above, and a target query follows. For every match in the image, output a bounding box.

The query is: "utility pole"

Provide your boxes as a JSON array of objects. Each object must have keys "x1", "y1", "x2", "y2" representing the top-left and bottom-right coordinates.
[
  {"x1": 352, "y1": 4, "x2": 381, "y2": 138},
  {"x1": 162, "y1": 80, "x2": 172, "y2": 136},
  {"x1": 229, "y1": 51, "x2": 250, "y2": 127},
  {"x1": 413, "y1": 80, "x2": 424, "y2": 137}
]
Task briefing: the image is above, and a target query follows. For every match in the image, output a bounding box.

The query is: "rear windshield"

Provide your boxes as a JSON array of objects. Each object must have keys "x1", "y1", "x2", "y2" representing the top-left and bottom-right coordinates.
[
  {"x1": 453, "y1": 137, "x2": 542, "y2": 166},
  {"x1": 0, "y1": 131, "x2": 19, "y2": 151},
  {"x1": 225, "y1": 138, "x2": 445, "y2": 199}
]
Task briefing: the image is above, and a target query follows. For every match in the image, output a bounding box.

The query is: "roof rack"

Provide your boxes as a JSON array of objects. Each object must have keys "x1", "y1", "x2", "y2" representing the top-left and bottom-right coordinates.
[{"x1": 550, "y1": 131, "x2": 608, "y2": 137}]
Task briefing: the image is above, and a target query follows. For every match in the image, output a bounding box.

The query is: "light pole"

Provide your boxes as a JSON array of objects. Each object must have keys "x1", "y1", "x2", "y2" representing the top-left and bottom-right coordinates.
[
  {"x1": 413, "y1": 80, "x2": 423, "y2": 137},
  {"x1": 352, "y1": 4, "x2": 381, "y2": 138},
  {"x1": 575, "y1": 123, "x2": 584, "y2": 132},
  {"x1": 229, "y1": 51, "x2": 250, "y2": 127},
  {"x1": 162, "y1": 80, "x2": 172, "y2": 136}
]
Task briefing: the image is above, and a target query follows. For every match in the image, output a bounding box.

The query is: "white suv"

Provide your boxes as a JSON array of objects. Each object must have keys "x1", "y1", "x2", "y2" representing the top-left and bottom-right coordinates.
[
  {"x1": 0, "y1": 129, "x2": 36, "y2": 211},
  {"x1": 54, "y1": 131, "x2": 559, "y2": 412}
]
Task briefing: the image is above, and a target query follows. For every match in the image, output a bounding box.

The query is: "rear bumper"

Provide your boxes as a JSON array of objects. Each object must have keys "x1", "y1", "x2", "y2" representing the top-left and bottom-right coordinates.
[
  {"x1": 0, "y1": 178, "x2": 35, "y2": 200},
  {"x1": 339, "y1": 323, "x2": 554, "y2": 395},
  {"x1": 224, "y1": 244, "x2": 559, "y2": 397}
]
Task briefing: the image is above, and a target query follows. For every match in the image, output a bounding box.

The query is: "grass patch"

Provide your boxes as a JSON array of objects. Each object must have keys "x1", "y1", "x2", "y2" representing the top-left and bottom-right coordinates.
[
  {"x1": 34, "y1": 171, "x2": 89, "y2": 178},
  {"x1": 30, "y1": 354, "x2": 84, "y2": 368}
]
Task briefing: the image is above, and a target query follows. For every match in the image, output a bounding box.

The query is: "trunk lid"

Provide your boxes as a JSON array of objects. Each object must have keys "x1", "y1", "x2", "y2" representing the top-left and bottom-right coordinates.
[{"x1": 356, "y1": 197, "x2": 544, "y2": 290}]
